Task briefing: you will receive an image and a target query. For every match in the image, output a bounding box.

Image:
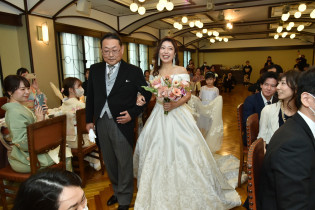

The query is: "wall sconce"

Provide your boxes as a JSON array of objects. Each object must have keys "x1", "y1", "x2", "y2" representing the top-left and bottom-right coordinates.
[{"x1": 37, "y1": 22, "x2": 49, "y2": 45}]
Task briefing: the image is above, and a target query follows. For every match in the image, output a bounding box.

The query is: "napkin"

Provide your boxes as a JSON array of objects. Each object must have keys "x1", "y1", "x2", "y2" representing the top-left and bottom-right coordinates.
[{"x1": 89, "y1": 129, "x2": 96, "y2": 143}]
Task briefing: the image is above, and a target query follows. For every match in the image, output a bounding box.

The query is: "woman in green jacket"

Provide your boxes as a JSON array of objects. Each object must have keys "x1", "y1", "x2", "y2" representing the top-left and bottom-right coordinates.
[{"x1": 2, "y1": 75, "x2": 54, "y2": 173}]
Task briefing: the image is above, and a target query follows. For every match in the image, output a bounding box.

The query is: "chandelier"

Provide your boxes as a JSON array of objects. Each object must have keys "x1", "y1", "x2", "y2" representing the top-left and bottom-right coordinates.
[{"x1": 130, "y1": 0, "x2": 174, "y2": 15}]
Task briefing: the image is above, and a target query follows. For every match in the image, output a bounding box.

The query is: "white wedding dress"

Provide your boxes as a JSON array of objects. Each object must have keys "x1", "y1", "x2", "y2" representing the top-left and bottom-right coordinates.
[{"x1": 133, "y1": 74, "x2": 241, "y2": 210}]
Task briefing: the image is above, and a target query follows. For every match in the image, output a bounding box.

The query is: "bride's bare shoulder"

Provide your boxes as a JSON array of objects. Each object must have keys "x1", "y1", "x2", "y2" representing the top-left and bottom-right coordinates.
[{"x1": 174, "y1": 66, "x2": 188, "y2": 74}]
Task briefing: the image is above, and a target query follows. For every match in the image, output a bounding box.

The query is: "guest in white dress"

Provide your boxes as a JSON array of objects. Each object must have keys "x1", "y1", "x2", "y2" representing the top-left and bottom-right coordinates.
[{"x1": 134, "y1": 37, "x2": 241, "y2": 210}]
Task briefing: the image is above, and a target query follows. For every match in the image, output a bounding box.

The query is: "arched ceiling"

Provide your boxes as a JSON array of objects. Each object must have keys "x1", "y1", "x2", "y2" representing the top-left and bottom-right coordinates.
[{"x1": 1, "y1": 0, "x2": 315, "y2": 49}]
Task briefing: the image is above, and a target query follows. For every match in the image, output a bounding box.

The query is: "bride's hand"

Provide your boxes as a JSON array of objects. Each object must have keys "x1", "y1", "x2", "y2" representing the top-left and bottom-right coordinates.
[
  {"x1": 136, "y1": 95, "x2": 146, "y2": 106},
  {"x1": 163, "y1": 101, "x2": 176, "y2": 112}
]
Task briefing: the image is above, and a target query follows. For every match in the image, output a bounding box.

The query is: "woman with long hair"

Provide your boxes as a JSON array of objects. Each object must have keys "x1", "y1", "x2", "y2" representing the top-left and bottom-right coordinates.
[
  {"x1": 258, "y1": 70, "x2": 300, "y2": 147},
  {"x1": 134, "y1": 37, "x2": 240, "y2": 209}
]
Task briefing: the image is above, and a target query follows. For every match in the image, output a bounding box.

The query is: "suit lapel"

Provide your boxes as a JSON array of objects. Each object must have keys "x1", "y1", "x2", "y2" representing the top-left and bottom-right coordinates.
[
  {"x1": 96, "y1": 62, "x2": 107, "y2": 97},
  {"x1": 109, "y1": 60, "x2": 128, "y2": 97}
]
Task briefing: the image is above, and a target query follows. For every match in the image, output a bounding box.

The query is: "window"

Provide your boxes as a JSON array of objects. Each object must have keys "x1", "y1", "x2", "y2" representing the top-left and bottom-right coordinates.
[
  {"x1": 183, "y1": 51, "x2": 191, "y2": 68},
  {"x1": 59, "y1": 32, "x2": 101, "y2": 81},
  {"x1": 128, "y1": 43, "x2": 148, "y2": 72}
]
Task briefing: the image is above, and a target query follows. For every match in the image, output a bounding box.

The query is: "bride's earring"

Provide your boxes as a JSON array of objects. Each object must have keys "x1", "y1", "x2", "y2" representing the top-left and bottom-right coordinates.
[
  {"x1": 173, "y1": 54, "x2": 176, "y2": 66},
  {"x1": 158, "y1": 54, "x2": 161, "y2": 66}
]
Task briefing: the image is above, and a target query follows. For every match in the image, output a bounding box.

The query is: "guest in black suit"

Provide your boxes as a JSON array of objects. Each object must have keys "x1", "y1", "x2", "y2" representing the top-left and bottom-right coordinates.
[
  {"x1": 85, "y1": 33, "x2": 151, "y2": 210},
  {"x1": 242, "y1": 72, "x2": 278, "y2": 145},
  {"x1": 82, "y1": 68, "x2": 89, "y2": 97},
  {"x1": 258, "y1": 67, "x2": 315, "y2": 210}
]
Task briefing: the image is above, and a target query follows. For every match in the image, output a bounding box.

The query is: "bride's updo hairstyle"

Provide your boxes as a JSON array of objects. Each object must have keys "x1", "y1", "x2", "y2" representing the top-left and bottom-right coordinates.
[{"x1": 153, "y1": 37, "x2": 179, "y2": 76}]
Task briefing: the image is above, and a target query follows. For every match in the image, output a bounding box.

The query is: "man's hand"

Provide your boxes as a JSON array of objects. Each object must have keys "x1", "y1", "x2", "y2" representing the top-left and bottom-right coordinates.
[
  {"x1": 116, "y1": 111, "x2": 131, "y2": 124},
  {"x1": 136, "y1": 95, "x2": 146, "y2": 106},
  {"x1": 86, "y1": 123, "x2": 94, "y2": 132}
]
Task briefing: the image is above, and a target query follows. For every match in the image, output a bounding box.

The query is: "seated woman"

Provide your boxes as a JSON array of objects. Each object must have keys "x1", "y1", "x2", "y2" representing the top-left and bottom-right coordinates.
[
  {"x1": 49, "y1": 77, "x2": 100, "y2": 170},
  {"x1": 13, "y1": 168, "x2": 87, "y2": 210},
  {"x1": 16, "y1": 68, "x2": 47, "y2": 112},
  {"x1": 258, "y1": 70, "x2": 300, "y2": 148},
  {"x1": 1, "y1": 75, "x2": 55, "y2": 173}
]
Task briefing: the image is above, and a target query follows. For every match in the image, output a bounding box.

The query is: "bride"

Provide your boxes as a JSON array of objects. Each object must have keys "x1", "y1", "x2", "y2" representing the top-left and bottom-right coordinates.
[{"x1": 134, "y1": 37, "x2": 241, "y2": 209}]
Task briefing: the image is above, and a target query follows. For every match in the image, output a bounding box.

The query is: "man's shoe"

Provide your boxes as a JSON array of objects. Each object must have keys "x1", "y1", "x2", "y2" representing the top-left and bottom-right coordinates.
[
  {"x1": 118, "y1": 205, "x2": 129, "y2": 210},
  {"x1": 107, "y1": 195, "x2": 118, "y2": 206}
]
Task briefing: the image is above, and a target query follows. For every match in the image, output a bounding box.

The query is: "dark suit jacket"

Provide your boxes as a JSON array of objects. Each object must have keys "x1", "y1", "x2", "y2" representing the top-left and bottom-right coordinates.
[
  {"x1": 85, "y1": 60, "x2": 151, "y2": 146},
  {"x1": 242, "y1": 92, "x2": 277, "y2": 145},
  {"x1": 258, "y1": 113, "x2": 315, "y2": 210}
]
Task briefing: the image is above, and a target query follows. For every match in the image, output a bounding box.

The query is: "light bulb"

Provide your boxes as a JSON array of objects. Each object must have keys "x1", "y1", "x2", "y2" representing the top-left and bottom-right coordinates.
[
  {"x1": 282, "y1": 32, "x2": 288, "y2": 38},
  {"x1": 208, "y1": 31, "x2": 212, "y2": 36},
  {"x1": 210, "y1": 38, "x2": 215, "y2": 43},
  {"x1": 139, "y1": 0, "x2": 145, "y2": 2},
  {"x1": 286, "y1": 25, "x2": 291, "y2": 31},
  {"x1": 227, "y1": 22, "x2": 233, "y2": 29},
  {"x1": 281, "y1": 12, "x2": 290, "y2": 21},
  {"x1": 197, "y1": 22, "x2": 203, "y2": 28},
  {"x1": 215, "y1": 36, "x2": 219, "y2": 40},
  {"x1": 288, "y1": 22, "x2": 294, "y2": 28},
  {"x1": 213, "y1": 31, "x2": 219, "y2": 37},
  {"x1": 297, "y1": 25, "x2": 304, "y2": 31},
  {"x1": 311, "y1": 9, "x2": 315, "y2": 18},
  {"x1": 165, "y1": 2, "x2": 174, "y2": 11},
  {"x1": 156, "y1": 3, "x2": 164, "y2": 11},
  {"x1": 223, "y1": 38, "x2": 228, "y2": 42},
  {"x1": 195, "y1": 20, "x2": 200, "y2": 26},
  {"x1": 290, "y1": 34, "x2": 295, "y2": 39},
  {"x1": 202, "y1": 29, "x2": 207, "y2": 33},
  {"x1": 294, "y1": 11, "x2": 301, "y2": 18},
  {"x1": 182, "y1": 16, "x2": 188, "y2": 23},
  {"x1": 298, "y1": 4, "x2": 306, "y2": 12},
  {"x1": 177, "y1": 24, "x2": 183, "y2": 30},
  {"x1": 173, "y1": 22, "x2": 179, "y2": 28},
  {"x1": 218, "y1": 37, "x2": 222, "y2": 41},
  {"x1": 130, "y1": 3, "x2": 138, "y2": 12},
  {"x1": 277, "y1": 26, "x2": 283, "y2": 33},
  {"x1": 138, "y1": 6, "x2": 146, "y2": 15},
  {"x1": 274, "y1": 34, "x2": 279, "y2": 39},
  {"x1": 159, "y1": 0, "x2": 167, "y2": 6},
  {"x1": 189, "y1": 21, "x2": 194, "y2": 27}
]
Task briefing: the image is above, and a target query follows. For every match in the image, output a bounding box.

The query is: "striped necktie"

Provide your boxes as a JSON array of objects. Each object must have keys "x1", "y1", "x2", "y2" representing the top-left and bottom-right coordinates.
[{"x1": 108, "y1": 65, "x2": 114, "y2": 79}]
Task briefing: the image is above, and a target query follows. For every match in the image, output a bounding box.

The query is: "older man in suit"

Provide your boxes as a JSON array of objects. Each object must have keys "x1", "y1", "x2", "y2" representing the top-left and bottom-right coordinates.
[
  {"x1": 258, "y1": 68, "x2": 315, "y2": 210},
  {"x1": 242, "y1": 71, "x2": 278, "y2": 145},
  {"x1": 86, "y1": 33, "x2": 151, "y2": 210}
]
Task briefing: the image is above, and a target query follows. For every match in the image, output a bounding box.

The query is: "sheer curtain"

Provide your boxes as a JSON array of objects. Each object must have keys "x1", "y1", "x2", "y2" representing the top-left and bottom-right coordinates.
[
  {"x1": 60, "y1": 32, "x2": 101, "y2": 81},
  {"x1": 128, "y1": 43, "x2": 139, "y2": 67},
  {"x1": 139, "y1": 44, "x2": 148, "y2": 71}
]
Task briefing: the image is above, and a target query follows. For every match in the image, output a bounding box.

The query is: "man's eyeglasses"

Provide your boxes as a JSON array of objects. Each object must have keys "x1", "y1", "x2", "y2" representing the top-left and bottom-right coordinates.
[{"x1": 102, "y1": 49, "x2": 120, "y2": 56}]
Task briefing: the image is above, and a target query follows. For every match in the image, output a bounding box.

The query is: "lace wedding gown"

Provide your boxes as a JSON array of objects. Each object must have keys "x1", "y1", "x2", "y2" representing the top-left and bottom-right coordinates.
[{"x1": 133, "y1": 74, "x2": 241, "y2": 210}]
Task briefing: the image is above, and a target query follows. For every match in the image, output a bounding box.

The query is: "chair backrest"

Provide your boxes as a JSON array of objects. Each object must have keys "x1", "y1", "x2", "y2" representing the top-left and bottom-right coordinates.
[
  {"x1": 0, "y1": 97, "x2": 8, "y2": 118},
  {"x1": 246, "y1": 113, "x2": 259, "y2": 148},
  {"x1": 76, "y1": 108, "x2": 88, "y2": 149},
  {"x1": 27, "y1": 115, "x2": 67, "y2": 174},
  {"x1": 247, "y1": 138, "x2": 264, "y2": 210},
  {"x1": 142, "y1": 96, "x2": 156, "y2": 125},
  {"x1": 237, "y1": 103, "x2": 244, "y2": 134}
]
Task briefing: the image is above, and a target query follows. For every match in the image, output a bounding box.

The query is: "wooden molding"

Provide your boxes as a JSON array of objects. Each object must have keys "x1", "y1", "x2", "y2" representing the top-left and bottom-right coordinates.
[
  {"x1": 0, "y1": 12, "x2": 22, "y2": 26},
  {"x1": 198, "y1": 45, "x2": 314, "y2": 52}
]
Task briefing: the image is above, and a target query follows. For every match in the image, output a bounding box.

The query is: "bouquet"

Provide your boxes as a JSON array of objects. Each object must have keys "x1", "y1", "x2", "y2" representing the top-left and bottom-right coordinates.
[{"x1": 142, "y1": 75, "x2": 190, "y2": 115}]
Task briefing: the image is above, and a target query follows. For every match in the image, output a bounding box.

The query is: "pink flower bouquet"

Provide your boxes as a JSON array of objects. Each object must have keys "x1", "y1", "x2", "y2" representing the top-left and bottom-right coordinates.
[{"x1": 142, "y1": 75, "x2": 190, "y2": 115}]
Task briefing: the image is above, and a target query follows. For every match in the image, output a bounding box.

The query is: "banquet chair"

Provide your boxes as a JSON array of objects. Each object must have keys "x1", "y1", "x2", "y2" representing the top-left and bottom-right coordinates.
[
  {"x1": 246, "y1": 113, "x2": 259, "y2": 149},
  {"x1": 247, "y1": 138, "x2": 264, "y2": 210},
  {"x1": 0, "y1": 97, "x2": 7, "y2": 118},
  {"x1": 71, "y1": 108, "x2": 105, "y2": 187},
  {"x1": 237, "y1": 103, "x2": 247, "y2": 187},
  {"x1": 0, "y1": 115, "x2": 67, "y2": 210}
]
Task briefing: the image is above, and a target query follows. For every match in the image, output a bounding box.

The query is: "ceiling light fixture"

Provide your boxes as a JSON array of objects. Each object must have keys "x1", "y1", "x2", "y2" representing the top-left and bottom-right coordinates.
[
  {"x1": 298, "y1": 3, "x2": 306, "y2": 12},
  {"x1": 274, "y1": 34, "x2": 279, "y2": 39},
  {"x1": 276, "y1": 26, "x2": 283, "y2": 33},
  {"x1": 288, "y1": 22, "x2": 294, "y2": 28},
  {"x1": 282, "y1": 32, "x2": 288, "y2": 38},
  {"x1": 223, "y1": 38, "x2": 228, "y2": 42},
  {"x1": 311, "y1": 9, "x2": 315, "y2": 18},
  {"x1": 294, "y1": 11, "x2": 302, "y2": 18},
  {"x1": 226, "y1": 22, "x2": 233, "y2": 29},
  {"x1": 202, "y1": 29, "x2": 207, "y2": 33},
  {"x1": 297, "y1": 25, "x2": 304, "y2": 31},
  {"x1": 138, "y1": 6, "x2": 146, "y2": 15},
  {"x1": 286, "y1": 25, "x2": 292, "y2": 31},
  {"x1": 189, "y1": 21, "x2": 195, "y2": 27},
  {"x1": 130, "y1": 3, "x2": 138, "y2": 12},
  {"x1": 290, "y1": 34, "x2": 296, "y2": 39},
  {"x1": 281, "y1": 12, "x2": 290, "y2": 21},
  {"x1": 208, "y1": 31, "x2": 212, "y2": 36},
  {"x1": 182, "y1": 16, "x2": 188, "y2": 23},
  {"x1": 131, "y1": 0, "x2": 174, "y2": 14},
  {"x1": 213, "y1": 31, "x2": 219, "y2": 37},
  {"x1": 210, "y1": 38, "x2": 215, "y2": 43}
]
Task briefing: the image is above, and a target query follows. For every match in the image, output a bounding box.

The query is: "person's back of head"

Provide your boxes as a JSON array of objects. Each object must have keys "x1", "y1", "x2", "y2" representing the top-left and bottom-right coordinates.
[
  {"x1": 266, "y1": 64, "x2": 283, "y2": 75},
  {"x1": 13, "y1": 168, "x2": 82, "y2": 210},
  {"x1": 296, "y1": 67, "x2": 315, "y2": 111},
  {"x1": 16, "y1": 68, "x2": 29, "y2": 76}
]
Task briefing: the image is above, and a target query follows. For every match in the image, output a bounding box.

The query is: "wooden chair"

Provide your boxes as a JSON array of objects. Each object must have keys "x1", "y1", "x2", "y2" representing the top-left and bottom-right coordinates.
[
  {"x1": 0, "y1": 97, "x2": 8, "y2": 118},
  {"x1": 246, "y1": 113, "x2": 259, "y2": 149},
  {"x1": 237, "y1": 103, "x2": 247, "y2": 187},
  {"x1": 71, "y1": 108, "x2": 105, "y2": 187},
  {"x1": 247, "y1": 138, "x2": 264, "y2": 210},
  {"x1": 142, "y1": 96, "x2": 156, "y2": 125},
  {"x1": 0, "y1": 115, "x2": 67, "y2": 210}
]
